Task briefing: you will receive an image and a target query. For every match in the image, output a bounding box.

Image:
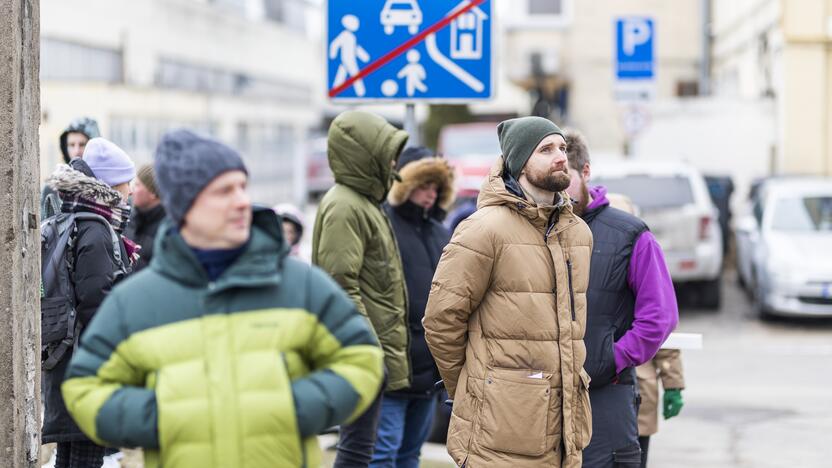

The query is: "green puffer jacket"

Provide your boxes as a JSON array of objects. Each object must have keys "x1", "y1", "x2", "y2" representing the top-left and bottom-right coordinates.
[
  {"x1": 62, "y1": 208, "x2": 384, "y2": 468},
  {"x1": 312, "y1": 110, "x2": 412, "y2": 391}
]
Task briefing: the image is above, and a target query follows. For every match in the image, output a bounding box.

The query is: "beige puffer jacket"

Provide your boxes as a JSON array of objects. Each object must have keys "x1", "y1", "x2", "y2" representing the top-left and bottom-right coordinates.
[
  {"x1": 424, "y1": 159, "x2": 593, "y2": 468},
  {"x1": 636, "y1": 349, "x2": 685, "y2": 436}
]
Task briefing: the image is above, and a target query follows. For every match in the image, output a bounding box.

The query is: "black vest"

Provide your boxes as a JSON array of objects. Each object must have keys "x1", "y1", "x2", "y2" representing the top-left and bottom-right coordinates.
[{"x1": 581, "y1": 203, "x2": 648, "y2": 388}]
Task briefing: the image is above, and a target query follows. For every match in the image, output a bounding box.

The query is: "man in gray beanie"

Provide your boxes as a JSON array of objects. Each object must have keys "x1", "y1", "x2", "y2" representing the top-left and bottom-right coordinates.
[
  {"x1": 424, "y1": 116, "x2": 594, "y2": 467},
  {"x1": 62, "y1": 129, "x2": 385, "y2": 467}
]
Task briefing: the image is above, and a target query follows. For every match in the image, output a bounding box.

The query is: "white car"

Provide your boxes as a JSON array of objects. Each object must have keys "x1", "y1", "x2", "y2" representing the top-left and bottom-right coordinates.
[
  {"x1": 592, "y1": 161, "x2": 724, "y2": 308},
  {"x1": 735, "y1": 178, "x2": 832, "y2": 318},
  {"x1": 381, "y1": 0, "x2": 422, "y2": 35}
]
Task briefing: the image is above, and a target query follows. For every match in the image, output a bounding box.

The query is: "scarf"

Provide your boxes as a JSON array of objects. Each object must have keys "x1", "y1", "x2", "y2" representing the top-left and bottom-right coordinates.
[{"x1": 60, "y1": 193, "x2": 141, "y2": 265}]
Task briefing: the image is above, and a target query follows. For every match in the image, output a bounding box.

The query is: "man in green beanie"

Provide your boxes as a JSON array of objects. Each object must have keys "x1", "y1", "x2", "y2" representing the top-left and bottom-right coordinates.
[{"x1": 424, "y1": 116, "x2": 594, "y2": 468}]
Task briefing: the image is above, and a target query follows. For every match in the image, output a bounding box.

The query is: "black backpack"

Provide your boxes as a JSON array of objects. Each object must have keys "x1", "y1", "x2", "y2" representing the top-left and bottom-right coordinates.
[{"x1": 40, "y1": 212, "x2": 127, "y2": 370}]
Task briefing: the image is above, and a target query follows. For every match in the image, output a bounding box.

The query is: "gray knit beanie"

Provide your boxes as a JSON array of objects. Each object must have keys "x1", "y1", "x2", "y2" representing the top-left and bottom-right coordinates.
[
  {"x1": 154, "y1": 129, "x2": 248, "y2": 225},
  {"x1": 497, "y1": 117, "x2": 564, "y2": 179}
]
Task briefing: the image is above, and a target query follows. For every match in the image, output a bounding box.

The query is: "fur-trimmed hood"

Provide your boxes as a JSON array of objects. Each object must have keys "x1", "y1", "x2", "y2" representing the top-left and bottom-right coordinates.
[
  {"x1": 387, "y1": 157, "x2": 456, "y2": 210},
  {"x1": 47, "y1": 163, "x2": 123, "y2": 207}
]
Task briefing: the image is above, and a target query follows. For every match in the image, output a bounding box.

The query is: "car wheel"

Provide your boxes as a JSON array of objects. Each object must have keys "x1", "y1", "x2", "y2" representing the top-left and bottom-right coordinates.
[
  {"x1": 750, "y1": 272, "x2": 775, "y2": 321},
  {"x1": 408, "y1": 24, "x2": 418, "y2": 34},
  {"x1": 385, "y1": 25, "x2": 394, "y2": 34},
  {"x1": 698, "y1": 278, "x2": 722, "y2": 310}
]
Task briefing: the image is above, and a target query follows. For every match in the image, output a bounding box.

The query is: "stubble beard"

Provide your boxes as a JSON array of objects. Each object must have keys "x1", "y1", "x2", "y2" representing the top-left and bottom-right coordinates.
[{"x1": 573, "y1": 179, "x2": 590, "y2": 216}]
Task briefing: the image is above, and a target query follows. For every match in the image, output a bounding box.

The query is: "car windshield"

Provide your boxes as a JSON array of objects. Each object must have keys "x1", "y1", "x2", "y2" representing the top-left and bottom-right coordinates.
[
  {"x1": 441, "y1": 128, "x2": 501, "y2": 160},
  {"x1": 593, "y1": 175, "x2": 695, "y2": 210},
  {"x1": 770, "y1": 196, "x2": 832, "y2": 232}
]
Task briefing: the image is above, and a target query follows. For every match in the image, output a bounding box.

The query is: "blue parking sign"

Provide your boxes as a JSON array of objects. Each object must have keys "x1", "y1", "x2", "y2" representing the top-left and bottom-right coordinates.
[
  {"x1": 615, "y1": 17, "x2": 655, "y2": 80},
  {"x1": 327, "y1": 0, "x2": 493, "y2": 102}
]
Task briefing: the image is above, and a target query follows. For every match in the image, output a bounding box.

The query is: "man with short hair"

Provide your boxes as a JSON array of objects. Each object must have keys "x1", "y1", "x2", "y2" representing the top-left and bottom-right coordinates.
[
  {"x1": 563, "y1": 129, "x2": 678, "y2": 468},
  {"x1": 63, "y1": 129, "x2": 384, "y2": 467},
  {"x1": 424, "y1": 117, "x2": 594, "y2": 468},
  {"x1": 124, "y1": 164, "x2": 166, "y2": 271}
]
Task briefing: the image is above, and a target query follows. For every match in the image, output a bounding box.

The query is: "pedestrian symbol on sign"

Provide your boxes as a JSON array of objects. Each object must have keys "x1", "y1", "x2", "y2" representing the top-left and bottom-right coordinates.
[{"x1": 330, "y1": 15, "x2": 371, "y2": 97}]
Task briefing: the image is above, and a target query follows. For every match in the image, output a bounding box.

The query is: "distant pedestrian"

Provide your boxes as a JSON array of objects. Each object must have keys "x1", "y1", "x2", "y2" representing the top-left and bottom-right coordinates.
[
  {"x1": 372, "y1": 147, "x2": 455, "y2": 468},
  {"x1": 312, "y1": 110, "x2": 411, "y2": 467},
  {"x1": 273, "y1": 203, "x2": 306, "y2": 260},
  {"x1": 124, "y1": 164, "x2": 166, "y2": 272},
  {"x1": 41, "y1": 138, "x2": 135, "y2": 468},
  {"x1": 563, "y1": 129, "x2": 678, "y2": 468},
  {"x1": 62, "y1": 129, "x2": 384, "y2": 467},
  {"x1": 41, "y1": 117, "x2": 101, "y2": 219},
  {"x1": 424, "y1": 117, "x2": 594, "y2": 468}
]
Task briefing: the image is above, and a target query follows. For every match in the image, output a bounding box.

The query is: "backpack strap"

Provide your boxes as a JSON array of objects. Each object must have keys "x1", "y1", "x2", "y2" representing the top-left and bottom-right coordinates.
[{"x1": 71, "y1": 212, "x2": 126, "y2": 271}]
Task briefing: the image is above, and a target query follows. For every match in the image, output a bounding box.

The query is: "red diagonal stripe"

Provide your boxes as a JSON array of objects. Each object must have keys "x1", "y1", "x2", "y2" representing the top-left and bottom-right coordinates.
[{"x1": 329, "y1": 0, "x2": 487, "y2": 98}]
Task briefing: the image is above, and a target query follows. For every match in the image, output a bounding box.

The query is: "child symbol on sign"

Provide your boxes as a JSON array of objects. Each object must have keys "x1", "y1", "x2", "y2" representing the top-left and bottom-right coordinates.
[{"x1": 397, "y1": 49, "x2": 428, "y2": 97}]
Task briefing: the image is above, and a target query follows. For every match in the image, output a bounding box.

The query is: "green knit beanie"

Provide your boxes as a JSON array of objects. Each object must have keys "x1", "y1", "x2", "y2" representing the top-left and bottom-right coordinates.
[{"x1": 497, "y1": 117, "x2": 564, "y2": 179}]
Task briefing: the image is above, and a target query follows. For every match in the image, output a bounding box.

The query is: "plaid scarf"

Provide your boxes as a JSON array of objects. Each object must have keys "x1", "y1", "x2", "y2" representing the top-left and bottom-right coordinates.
[{"x1": 60, "y1": 193, "x2": 141, "y2": 265}]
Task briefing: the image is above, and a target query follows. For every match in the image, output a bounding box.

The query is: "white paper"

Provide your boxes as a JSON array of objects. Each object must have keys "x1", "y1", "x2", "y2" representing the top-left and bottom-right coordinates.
[
  {"x1": 528, "y1": 372, "x2": 544, "y2": 379},
  {"x1": 661, "y1": 332, "x2": 703, "y2": 350}
]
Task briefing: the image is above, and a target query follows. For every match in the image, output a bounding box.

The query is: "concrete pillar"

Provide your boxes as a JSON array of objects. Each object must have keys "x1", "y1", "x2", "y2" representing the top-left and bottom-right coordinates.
[{"x1": 0, "y1": 0, "x2": 42, "y2": 467}]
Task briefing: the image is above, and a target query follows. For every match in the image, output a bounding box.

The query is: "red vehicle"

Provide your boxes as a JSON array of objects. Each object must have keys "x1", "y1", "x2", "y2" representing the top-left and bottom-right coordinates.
[{"x1": 437, "y1": 122, "x2": 501, "y2": 199}]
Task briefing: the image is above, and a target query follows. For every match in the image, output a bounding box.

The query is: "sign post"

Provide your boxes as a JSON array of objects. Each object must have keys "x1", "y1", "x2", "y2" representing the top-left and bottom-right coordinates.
[{"x1": 614, "y1": 16, "x2": 655, "y2": 156}]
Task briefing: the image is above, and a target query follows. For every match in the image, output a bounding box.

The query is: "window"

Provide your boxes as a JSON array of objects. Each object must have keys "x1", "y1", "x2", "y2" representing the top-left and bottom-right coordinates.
[
  {"x1": 156, "y1": 58, "x2": 312, "y2": 104},
  {"x1": 771, "y1": 197, "x2": 832, "y2": 232},
  {"x1": 528, "y1": 0, "x2": 562, "y2": 15},
  {"x1": 676, "y1": 80, "x2": 700, "y2": 97},
  {"x1": 236, "y1": 121, "x2": 298, "y2": 204},
  {"x1": 41, "y1": 38, "x2": 123, "y2": 82},
  {"x1": 592, "y1": 175, "x2": 695, "y2": 211}
]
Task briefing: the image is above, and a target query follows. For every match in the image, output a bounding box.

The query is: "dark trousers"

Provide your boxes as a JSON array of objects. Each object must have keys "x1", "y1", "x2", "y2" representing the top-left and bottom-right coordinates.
[
  {"x1": 334, "y1": 375, "x2": 387, "y2": 468},
  {"x1": 638, "y1": 436, "x2": 650, "y2": 468},
  {"x1": 55, "y1": 441, "x2": 106, "y2": 468},
  {"x1": 582, "y1": 368, "x2": 642, "y2": 468}
]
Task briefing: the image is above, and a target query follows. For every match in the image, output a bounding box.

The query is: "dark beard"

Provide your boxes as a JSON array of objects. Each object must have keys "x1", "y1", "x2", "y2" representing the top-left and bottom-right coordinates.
[
  {"x1": 573, "y1": 180, "x2": 590, "y2": 216},
  {"x1": 527, "y1": 169, "x2": 572, "y2": 193}
]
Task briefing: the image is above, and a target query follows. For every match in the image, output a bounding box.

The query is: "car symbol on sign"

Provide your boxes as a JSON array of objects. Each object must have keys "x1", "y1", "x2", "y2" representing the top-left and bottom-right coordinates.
[{"x1": 381, "y1": 0, "x2": 422, "y2": 35}]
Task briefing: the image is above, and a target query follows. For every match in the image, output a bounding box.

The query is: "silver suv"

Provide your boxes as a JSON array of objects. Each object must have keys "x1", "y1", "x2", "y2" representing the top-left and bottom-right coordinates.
[{"x1": 592, "y1": 161, "x2": 724, "y2": 309}]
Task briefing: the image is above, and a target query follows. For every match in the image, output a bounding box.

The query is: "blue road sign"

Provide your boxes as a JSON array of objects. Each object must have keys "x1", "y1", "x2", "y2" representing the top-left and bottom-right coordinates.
[
  {"x1": 615, "y1": 17, "x2": 655, "y2": 80},
  {"x1": 327, "y1": 0, "x2": 492, "y2": 101}
]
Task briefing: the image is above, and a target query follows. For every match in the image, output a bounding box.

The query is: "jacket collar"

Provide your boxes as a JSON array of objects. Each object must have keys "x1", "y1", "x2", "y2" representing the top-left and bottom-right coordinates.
[
  {"x1": 477, "y1": 158, "x2": 575, "y2": 232},
  {"x1": 133, "y1": 204, "x2": 166, "y2": 226},
  {"x1": 581, "y1": 185, "x2": 611, "y2": 224},
  {"x1": 151, "y1": 206, "x2": 287, "y2": 291}
]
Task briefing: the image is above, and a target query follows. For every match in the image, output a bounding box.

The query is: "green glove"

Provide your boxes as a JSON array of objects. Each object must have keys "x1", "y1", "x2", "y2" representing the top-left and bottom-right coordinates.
[{"x1": 663, "y1": 388, "x2": 684, "y2": 419}]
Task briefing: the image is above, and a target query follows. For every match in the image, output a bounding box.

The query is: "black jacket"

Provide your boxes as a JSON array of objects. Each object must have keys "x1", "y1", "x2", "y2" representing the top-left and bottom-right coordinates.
[
  {"x1": 385, "y1": 201, "x2": 450, "y2": 397},
  {"x1": 124, "y1": 204, "x2": 166, "y2": 272},
  {"x1": 42, "y1": 161, "x2": 130, "y2": 443}
]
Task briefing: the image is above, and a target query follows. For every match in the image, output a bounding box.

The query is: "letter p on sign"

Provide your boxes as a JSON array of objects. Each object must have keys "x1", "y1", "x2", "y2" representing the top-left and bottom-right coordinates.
[{"x1": 623, "y1": 18, "x2": 651, "y2": 56}]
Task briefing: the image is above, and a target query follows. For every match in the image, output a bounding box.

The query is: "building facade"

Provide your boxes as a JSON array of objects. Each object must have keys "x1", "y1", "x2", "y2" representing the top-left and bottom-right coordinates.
[
  {"x1": 712, "y1": 0, "x2": 832, "y2": 176},
  {"x1": 40, "y1": 0, "x2": 320, "y2": 206}
]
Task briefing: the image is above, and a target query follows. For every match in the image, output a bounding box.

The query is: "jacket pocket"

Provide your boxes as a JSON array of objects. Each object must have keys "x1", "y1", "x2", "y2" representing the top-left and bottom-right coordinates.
[
  {"x1": 573, "y1": 369, "x2": 593, "y2": 450},
  {"x1": 613, "y1": 443, "x2": 642, "y2": 468},
  {"x1": 447, "y1": 411, "x2": 473, "y2": 467},
  {"x1": 479, "y1": 368, "x2": 552, "y2": 457}
]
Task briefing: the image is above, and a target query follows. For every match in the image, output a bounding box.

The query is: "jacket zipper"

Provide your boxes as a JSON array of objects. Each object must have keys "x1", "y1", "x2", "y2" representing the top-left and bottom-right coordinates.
[{"x1": 566, "y1": 258, "x2": 576, "y2": 321}]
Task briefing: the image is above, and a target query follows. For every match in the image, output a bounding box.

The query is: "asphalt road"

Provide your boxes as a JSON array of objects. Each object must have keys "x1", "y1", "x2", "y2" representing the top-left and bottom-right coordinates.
[{"x1": 648, "y1": 270, "x2": 832, "y2": 468}]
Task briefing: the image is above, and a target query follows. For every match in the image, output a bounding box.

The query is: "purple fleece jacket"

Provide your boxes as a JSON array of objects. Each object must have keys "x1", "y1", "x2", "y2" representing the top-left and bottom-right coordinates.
[{"x1": 585, "y1": 186, "x2": 679, "y2": 374}]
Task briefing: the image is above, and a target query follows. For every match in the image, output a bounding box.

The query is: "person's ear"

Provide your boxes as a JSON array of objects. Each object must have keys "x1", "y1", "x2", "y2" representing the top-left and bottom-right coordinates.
[{"x1": 582, "y1": 163, "x2": 591, "y2": 182}]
